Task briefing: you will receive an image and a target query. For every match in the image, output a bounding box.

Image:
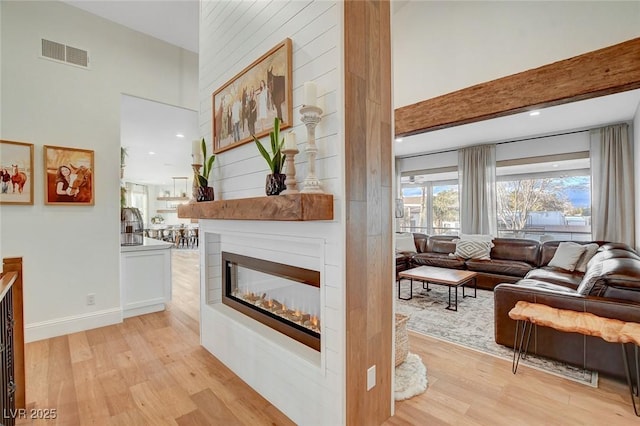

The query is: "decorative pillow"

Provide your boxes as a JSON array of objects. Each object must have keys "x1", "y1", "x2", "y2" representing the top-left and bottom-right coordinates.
[
  {"x1": 395, "y1": 233, "x2": 416, "y2": 253},
  {"x1": 575, "y1": 243, "x2": 599, "y2": 273},
  {"x1": 450, "y1": 239, "x2": 492, "y2": 260},
  {"x1": 548, "y1": 242, "x2": 587, "y2": 272}
]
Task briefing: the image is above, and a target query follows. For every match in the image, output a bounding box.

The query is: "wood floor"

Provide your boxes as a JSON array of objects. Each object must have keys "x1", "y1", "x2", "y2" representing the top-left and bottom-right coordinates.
[
  {"x1": 17, "y1": 250, "x2": 293, "y2": 426},
  {"x1": 385, "y1": 333, "x2": 636, "y2": 425},
  {"x1": 18, "y1": 249, "x2": 637, "y2": 425}
]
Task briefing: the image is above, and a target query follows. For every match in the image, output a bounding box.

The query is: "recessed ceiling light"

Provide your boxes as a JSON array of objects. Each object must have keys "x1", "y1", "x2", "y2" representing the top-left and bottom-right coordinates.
[
  {"x1": 529, "y1": 111, "x2": 541, "y2": 117},
  {"x1": 149, "y1": 151, "x2": 155, "y2": 155},
  {"x1": 552, "y1": 164, "x2": 559, "y2": 168},
  {"x1": 176, "y1": 133, "x2": 184, "y2": 138},
  {"x1": 395, "y1": 138, "x2": 403, "y2": 143}
]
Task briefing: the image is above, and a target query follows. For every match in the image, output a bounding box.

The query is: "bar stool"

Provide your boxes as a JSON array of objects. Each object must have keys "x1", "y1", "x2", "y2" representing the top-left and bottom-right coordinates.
[
  {"x1": 175, "y1": 228, "x2": 188, "y2": 248},
  {"x1": 189, "y1": 227, "x2": 199, "y2": 248}
]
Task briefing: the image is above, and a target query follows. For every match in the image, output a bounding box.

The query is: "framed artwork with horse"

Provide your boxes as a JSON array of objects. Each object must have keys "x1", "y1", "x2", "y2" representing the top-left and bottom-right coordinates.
[
  {"x1": 212, "y1": 38, "x2": 292, "y2": 154},
  {"x1": 44, "y1": 145, "x2": 94, "y2": 205},
  {"x1": 0, "y1": 140, "x2": 34, "y2": 205}
]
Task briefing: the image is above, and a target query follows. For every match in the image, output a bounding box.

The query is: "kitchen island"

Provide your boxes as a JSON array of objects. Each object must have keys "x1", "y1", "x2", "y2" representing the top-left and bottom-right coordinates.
[{"x1": 120, "y1": 237, "x2": 172, "y2": 318}]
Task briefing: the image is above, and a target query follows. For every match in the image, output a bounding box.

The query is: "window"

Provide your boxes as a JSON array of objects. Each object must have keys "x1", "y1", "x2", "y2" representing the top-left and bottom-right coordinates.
[
  {"x1": 399, "y1": 170, "x2": 459, "y2": 235},
  {"x1": 496, "y1": 157, "x2": 591, "y2": 241}
]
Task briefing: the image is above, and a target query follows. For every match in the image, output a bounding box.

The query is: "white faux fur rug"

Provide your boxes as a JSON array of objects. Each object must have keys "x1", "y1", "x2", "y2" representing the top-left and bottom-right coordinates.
[{"x1": 394, "y1": 352, "x2": 428, "y2": 400}]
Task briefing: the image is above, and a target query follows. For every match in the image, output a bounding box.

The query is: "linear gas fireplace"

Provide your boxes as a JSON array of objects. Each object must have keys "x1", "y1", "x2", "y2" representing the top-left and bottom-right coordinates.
[{"x1": 221, "y1": 252, "x2": 321, "y2": 351}]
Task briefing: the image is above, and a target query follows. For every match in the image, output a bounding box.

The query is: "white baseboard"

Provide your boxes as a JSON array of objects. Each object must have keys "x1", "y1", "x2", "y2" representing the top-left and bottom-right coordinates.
[
  {"x1": 123, "y1": 303, "x2": 166, "y2": 318},
  {"x1": 25, "y1": 308, "x2": 123, "y2": 343}
]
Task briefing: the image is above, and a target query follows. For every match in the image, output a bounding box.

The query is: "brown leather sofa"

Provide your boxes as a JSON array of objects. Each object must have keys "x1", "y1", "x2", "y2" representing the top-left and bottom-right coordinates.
[
  {"x1": 411, "y1": 236, "x2": 540, "y2": 290},
  {"x1": 494, "y1": 242, "x2": 640, "y2": 379}
]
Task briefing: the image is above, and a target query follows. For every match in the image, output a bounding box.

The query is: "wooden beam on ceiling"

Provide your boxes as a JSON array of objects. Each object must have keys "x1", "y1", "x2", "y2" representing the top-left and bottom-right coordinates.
[{"x1": 395, "y1": 37, "x2": 640, "y2": 137}]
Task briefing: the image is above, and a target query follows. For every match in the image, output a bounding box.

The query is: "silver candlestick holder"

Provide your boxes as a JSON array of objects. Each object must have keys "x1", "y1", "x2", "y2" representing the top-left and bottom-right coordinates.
[
  {"x1": 300, "y1": 105, "x2": 324, "y2": 193},
  {"x1": 280, "y1": 148, "x2": 299, "y2": 195}
]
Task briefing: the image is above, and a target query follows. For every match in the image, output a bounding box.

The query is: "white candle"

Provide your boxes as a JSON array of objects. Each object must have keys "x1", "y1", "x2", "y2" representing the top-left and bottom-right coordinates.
[
  {"x1": 284, "y1": 132, "x2": 297, "y2": 151},
  {"x1": 192, "y1": 139, "x2": 203, "y2": 164},
  {"x1": 303, "y1": 81, "x2": 317, "y2": 107}
]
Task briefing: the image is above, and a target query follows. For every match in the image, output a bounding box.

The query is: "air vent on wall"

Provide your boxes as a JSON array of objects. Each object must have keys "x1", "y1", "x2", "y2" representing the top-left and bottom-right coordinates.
[{"x1": 41, "y1": 39, "x2": 89, "y2": 68}]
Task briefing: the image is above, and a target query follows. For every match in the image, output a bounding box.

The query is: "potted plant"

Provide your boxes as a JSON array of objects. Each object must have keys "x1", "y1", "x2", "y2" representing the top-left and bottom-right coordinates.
[
  {"x1": 120, "y1": 186, "x2": 127, "y2": 208},
  {"x1": 193, "y1": 138, "x2": 216, "y2": 201},
  {"x1": 151, "y1": 215, "x2": 165, "y2": 225},
  {"x1": 120, "y1": 147, "x2": 128, "y2": 207},
  {"x1": 252, "y1": 117, "x2": 286, "y2": 195}
]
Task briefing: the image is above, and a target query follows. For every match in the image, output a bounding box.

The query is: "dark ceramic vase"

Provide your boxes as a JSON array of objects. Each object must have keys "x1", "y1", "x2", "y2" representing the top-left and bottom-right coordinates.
[
  {"x1": 265, "y1": 173, "x2": 286, "y2": 196},
  {"x1": 196, "y1": 186, "x2": 214, "y2": 202}
]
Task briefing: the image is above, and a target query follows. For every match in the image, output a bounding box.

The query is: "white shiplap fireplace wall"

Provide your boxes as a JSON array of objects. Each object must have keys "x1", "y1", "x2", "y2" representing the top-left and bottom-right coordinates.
[{"x1": 199, "y1": 2, "x2": 344, "y2": 424}]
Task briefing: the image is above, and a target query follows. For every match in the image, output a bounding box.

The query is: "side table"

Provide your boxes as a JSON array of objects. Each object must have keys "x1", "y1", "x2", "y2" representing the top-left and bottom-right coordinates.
[{"x1": 509, "y1": 301, "x2": 640, "y2": 416}]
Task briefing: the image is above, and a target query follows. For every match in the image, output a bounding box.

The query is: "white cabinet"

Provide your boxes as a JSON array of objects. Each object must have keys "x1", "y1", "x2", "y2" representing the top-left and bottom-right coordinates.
[{"x1": 120, "y1": 238, "x2": 172, "y2": 318}]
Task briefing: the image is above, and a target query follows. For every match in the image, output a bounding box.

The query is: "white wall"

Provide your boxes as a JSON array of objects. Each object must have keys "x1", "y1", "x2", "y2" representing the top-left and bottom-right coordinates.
[
  {"x1": 202, "y1": 1, "x2": 341, "y2": 200},
  {"x1": 393, "y1": 1, "x2": 640, "y2": 107},
  {"x1": 198, "y1": 1, "x2": 344, "y2": 424},
  {"x1": 0, "y1": 0, "x2": 198, "y2": 341}
]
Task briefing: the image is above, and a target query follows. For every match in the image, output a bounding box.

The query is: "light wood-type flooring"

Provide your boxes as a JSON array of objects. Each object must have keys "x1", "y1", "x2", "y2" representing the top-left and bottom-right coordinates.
[{"x1": 18, "y1": 249, "x2": 636, "y2": 425}]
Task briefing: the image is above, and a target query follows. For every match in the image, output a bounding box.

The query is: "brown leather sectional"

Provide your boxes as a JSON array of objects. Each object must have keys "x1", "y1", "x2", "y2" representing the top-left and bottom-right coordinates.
[
  {"x1": 494, "y1": 241, "x2": 640, "y2": 379},
  {"x1": 396, "y1": 234, "x2": 640, "y2": 378},
  {"x1": 395, "y1": 233, "x2": 428, "y2": 279},
  {"x1": 411, "y1": 235, "x2": 540, "y2": 290}
]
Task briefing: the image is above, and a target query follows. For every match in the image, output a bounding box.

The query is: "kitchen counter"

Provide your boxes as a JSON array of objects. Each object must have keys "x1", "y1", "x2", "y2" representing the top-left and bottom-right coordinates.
[{"x1": 121, "y1": 237, "x2": 173, "y2": 252}]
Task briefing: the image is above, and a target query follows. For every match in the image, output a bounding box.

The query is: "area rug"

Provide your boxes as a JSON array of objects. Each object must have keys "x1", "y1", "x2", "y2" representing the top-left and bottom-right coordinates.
[
  {"x1": 396, "y1": 279, "x2": 598, "y2": 387},
  {"x1": 395, "y1": 352, "x2": 428, "y2": 400}
]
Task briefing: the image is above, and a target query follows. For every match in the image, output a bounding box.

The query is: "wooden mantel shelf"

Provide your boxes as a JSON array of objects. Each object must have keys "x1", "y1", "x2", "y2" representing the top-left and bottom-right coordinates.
[{"x1": 177, "y1": 193, "x2": 333, "y2": 221}]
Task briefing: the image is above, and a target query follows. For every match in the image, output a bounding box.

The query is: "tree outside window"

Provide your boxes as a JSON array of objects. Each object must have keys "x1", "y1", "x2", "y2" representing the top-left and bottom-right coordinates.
[
  {"x1": 400, "y1": 180, "x2": 459, "y2": 235},
  {"x1": 432, "y1": 186, "x2": 459, "y2": 234},
  {"x1": 496, "y1": 175, "x2": 590, "y2": 240}
]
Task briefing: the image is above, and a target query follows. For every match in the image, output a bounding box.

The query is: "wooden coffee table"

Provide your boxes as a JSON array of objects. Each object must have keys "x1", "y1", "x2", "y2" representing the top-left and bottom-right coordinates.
[{"x1": 398, "y1": 266, "x2": 477, "y2": 311}]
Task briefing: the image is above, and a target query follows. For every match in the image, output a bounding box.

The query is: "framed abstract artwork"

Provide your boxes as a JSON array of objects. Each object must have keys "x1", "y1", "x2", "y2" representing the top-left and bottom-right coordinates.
[
  {"x1": 212, "y1": 38, "x2": 293, "y2": 154},
  {"x1": 0, "y1": 140, "x2": 34, "y2": 205},
  {"x1": 44, "y1": 145, "x2": 94, "y2": 205}
]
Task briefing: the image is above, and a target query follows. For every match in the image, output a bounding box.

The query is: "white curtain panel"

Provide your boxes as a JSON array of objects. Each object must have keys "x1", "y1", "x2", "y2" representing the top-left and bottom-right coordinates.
[
  {"x1": 458, "y1": 144, "x2": 497, "y2": 236},
  {"x1": 590, "y1": 123, "x2": 635, "y2": 246}
]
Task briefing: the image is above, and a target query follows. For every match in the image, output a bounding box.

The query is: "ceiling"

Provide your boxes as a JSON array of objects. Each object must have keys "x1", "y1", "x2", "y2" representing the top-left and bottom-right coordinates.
[
  {"x1": 64, "y1": 1, "x2": 640, "y2": 185},
  {"x1": 63, "y1": 0, "x2": 199, "y2": 53}
]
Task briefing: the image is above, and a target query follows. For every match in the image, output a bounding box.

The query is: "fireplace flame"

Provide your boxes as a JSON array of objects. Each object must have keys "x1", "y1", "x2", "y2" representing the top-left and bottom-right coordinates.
[{"x1": 235, "y1": 292, "x2": 320, "y2": 334}]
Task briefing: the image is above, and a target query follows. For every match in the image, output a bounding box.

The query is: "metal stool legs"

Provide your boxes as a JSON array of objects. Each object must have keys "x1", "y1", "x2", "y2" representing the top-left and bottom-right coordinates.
[
  {"x1": 622, "y1": 343, "x2": 640, "y2": 416},
  {"x1": 512, "y1": 319, "x2": 533, "y2": 374}
]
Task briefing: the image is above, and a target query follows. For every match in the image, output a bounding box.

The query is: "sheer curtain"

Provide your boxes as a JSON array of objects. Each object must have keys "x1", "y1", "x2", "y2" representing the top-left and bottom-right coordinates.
[
  {"x1": 458, "y1": 144, "x2": 497, "y2": 235},
  {"x1": 590, "y1": 123, "x2": 635, "y2": 246}
]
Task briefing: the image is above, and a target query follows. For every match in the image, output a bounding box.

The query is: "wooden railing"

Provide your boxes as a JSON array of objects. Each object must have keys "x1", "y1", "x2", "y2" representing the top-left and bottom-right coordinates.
[{"x1": 0, "y1": 257, "x2": 25, "y2": 425}]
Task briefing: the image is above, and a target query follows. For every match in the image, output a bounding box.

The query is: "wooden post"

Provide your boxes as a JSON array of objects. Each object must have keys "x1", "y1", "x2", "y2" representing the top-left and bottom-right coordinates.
[
  {"x1": 3, "y1": 257, "x2": 25, "y2": 409},
  {"x1": 345, "y1": 0, "x2": 393, "y2": 424}
]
